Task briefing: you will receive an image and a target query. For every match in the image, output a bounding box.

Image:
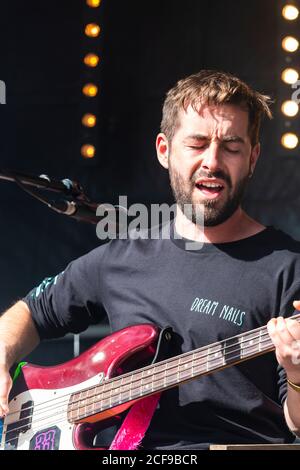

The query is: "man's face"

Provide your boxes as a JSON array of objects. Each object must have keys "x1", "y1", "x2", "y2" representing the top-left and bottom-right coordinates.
[{"x1": 157, "y1": 103, "x2": 260, "y2": 227}]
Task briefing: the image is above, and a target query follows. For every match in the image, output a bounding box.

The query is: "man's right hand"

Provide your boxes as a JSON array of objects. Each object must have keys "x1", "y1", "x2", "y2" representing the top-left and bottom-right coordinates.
[
  {"x1": 0, "y1": 300, "x2": 40, "y2": 418},
  {"x1": 0, "y1": 364, "x2": 12, "y2": 418}
]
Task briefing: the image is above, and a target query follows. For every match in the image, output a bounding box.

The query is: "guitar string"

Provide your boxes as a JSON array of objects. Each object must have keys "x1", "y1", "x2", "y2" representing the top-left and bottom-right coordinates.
[
  {"x1": 1, "y1": 332, "x2": 278, "y2": 444},
  {"x1": 8, "y1": 313, "x2": 300, "y2": 423},
  {"x1": 3, "y1": 326, "x2": 273, "y2": 422},
  {"x1": 0, "y1": 328, "x2": 281, "y2": 435},
  {"x1": 0, "y1": 333, "x2": 277, "y2": 448}
]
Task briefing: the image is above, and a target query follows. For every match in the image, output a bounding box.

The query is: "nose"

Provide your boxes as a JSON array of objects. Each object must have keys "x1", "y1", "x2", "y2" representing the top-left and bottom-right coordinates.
[{"x1": 200, "y1": 142, "x2": 222, "y2": 173}]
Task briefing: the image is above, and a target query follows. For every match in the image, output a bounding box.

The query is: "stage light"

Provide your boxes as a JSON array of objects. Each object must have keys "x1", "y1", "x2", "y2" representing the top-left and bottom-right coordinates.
[
  {"x1": 281, "y1": 68, "x2": 299, "y2": 84},
  {"x1": 282, "y1": 36, "x2": 299, "y2": 52},
  {"x1": 86, "y1": 0, "x2": 101, "y2": 6},
  {"x1": 84, "y1": 53, "x2": 100, "y2": 68},
  {"x1": 85, "y1": 23, "x2": 101, "y2": 38},
  {"x1": 82, "y1": 113, "x2": 97, "y2": 127},
  {"x1": 281, "y1": 132, "x2": 299, "y2": 149},
  {"x1": 81, "y1": 144, "x2": 96, "y2": 158},
  {"x1": 281, "y1": 100, "x2": 299, "y2": 117},
  {"x1": 282, "y1": 4, "x2": 299, "y2": 20},
  {"x1": 82, "y1": 83, "x2": 98, "y2": 97}
]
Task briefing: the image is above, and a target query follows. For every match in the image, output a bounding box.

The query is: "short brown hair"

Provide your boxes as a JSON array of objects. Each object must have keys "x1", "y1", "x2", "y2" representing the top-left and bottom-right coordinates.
[{"x1": 161, "y1": 70, "x2": 273, "y2": 146}]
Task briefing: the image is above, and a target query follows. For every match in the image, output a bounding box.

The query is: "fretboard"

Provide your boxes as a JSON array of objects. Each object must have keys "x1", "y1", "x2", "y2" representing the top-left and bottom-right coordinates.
[{"x1": 67, "y1": 314, "x2": 300, "y2": 422}]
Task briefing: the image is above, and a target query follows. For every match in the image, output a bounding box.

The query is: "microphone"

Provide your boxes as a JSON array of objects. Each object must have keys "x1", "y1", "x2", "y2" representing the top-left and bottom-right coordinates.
[
  {"x1": 0, "y1": 169, "x2": 82, "y2": 196},
  {"x1": 50, "y1": 200, "x2": 126, "y2": 225},
  {"x1": 49, "y1": 200, "x2": 100, "y2": 224},
  {"x1": 0, "y1": 168, "x2": 126, "y2": 227}
]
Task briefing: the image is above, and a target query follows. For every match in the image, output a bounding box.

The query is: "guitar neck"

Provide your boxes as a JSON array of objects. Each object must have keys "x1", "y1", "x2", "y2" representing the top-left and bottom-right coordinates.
[{"x1": 68, "y1": 314, "x2": 300, "y2": 422}]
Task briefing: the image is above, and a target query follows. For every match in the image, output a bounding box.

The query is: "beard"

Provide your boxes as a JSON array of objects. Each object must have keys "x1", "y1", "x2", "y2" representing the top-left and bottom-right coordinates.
[{"x1": 169, "y1": 165, "x2": 250, "y2": 227}]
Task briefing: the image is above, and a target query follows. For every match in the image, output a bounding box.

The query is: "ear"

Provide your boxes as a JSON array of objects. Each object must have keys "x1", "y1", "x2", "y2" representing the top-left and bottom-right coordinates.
[
  {"x1": 249, "y1": 142, "x2": 260, "y2": 175},
  {"x1": 156, "y1": 133, "x2": 169, "y2": 170}
]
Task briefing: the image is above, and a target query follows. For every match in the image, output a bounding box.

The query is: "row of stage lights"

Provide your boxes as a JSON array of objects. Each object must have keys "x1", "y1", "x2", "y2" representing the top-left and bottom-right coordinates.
[
  {"x1": 280, "y1": 3, "x2": 300, "y2": 150},
  {"x1": 81, "y1": 0, "x2": 102, "y2": 159},
  {"x1": 79, "y1": 2, "x2": 299, "y2": 154}
]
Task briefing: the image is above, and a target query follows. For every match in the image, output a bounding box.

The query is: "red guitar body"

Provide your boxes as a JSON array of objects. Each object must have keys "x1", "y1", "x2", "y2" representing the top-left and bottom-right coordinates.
[{"x1": 1, "y1": 324, "x2": 160, "y2": 450}]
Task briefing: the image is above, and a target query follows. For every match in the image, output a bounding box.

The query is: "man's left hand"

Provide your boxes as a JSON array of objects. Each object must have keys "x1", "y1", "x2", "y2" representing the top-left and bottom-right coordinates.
[{"x1": 267, "y1": 300, "x2": 300, "y2": 383}]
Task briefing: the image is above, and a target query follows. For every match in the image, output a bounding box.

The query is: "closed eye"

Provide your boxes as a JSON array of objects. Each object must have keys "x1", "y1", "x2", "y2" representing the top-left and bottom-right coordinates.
[
  {"x1": 224, "y1": 147, "x2": 240, "y2": 154},
  {"x1": 188, "y1": 145, "x2": 208, "y2": 151}
]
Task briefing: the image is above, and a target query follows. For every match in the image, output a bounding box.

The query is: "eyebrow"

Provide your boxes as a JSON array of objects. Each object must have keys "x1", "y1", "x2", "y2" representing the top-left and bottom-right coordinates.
[{"x1": 185, "y1": 134, "x2": 246, "y2": 145}]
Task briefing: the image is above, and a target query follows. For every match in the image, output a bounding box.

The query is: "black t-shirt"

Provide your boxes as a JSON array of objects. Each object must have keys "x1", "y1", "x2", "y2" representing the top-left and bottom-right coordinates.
[{"x1": 23, "y1": 223, "x2": 300, "y2": 449}]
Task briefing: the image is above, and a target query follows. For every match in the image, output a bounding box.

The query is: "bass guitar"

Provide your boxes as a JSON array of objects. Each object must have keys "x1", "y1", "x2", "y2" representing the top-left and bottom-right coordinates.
[{"x1": 1, "y1": 317, "x2": 298, "y2": 450}]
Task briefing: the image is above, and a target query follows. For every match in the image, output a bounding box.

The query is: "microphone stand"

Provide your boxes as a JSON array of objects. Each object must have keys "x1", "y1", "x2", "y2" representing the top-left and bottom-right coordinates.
[{"x1": 0, "y1": 169, "x2": 106, "y2": 225}]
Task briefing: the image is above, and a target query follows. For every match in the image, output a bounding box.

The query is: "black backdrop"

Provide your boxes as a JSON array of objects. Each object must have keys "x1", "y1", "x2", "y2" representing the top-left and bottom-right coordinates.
[{"x1": 0, "y1": 0, "x2": 299, "y2": 362}]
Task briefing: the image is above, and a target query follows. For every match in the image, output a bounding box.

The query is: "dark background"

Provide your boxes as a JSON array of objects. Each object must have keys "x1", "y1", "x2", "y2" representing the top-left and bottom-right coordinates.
[{"x1": 0, "y1": 0, "x2": 299, "y2": 362}]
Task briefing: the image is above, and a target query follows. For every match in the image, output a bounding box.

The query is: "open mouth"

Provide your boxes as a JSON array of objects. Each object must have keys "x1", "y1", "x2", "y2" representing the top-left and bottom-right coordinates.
[{"x1": 195, "y1": 182, "x2": 224, "y2": 198}]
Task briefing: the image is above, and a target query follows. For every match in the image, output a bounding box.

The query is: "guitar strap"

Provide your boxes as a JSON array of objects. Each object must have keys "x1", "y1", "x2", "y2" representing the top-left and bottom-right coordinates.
[
  {"x1": 109, "y1": 326, "x2": 173, "y2": 450},
  {"x1": 109, "y1": 392, "x2": 161, "y2": 450}
]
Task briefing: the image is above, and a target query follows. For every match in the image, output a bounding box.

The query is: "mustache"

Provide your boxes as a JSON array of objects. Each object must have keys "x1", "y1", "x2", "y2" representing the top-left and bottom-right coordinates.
[{"x1": 192, "y1": 170, "x2": 231, "y2": 188}]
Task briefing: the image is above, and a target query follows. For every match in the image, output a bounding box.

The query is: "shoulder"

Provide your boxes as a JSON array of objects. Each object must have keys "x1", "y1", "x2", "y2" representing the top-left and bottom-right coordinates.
[{"x1": 266, "y1": 227, "x2": 300, "y2": 255}]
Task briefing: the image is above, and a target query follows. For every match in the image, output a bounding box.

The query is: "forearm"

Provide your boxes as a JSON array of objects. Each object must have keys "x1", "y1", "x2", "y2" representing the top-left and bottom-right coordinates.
[{"x1": 0, "y1": 300, "x2": 40, "y2": 369}]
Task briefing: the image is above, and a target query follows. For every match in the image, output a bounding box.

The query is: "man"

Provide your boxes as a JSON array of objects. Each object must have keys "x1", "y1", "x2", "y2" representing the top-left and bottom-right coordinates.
[{"x1": 1, "y1": 70, "x2": 300, "y2": 449}]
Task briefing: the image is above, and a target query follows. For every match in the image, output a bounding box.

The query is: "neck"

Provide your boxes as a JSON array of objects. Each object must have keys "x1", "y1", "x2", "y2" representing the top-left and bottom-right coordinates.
[{"x1": 175, "y1": 206, "x2": 266, "y2": 244}]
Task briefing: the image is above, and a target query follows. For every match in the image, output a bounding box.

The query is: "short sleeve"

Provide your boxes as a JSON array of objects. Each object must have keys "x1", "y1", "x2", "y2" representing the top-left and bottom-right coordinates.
[{"x1": 23, "y1": 244, "x2": 108, "y2": 339}]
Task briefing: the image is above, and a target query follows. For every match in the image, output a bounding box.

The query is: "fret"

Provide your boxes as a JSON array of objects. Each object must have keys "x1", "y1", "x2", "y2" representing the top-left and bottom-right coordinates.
[
  {"x1": 164, "y1": 362, "x2": 167, "y2": 390},
  {"x1": 99, "y1": 384, "x2": 105, "y2": 411},
  {"x1": 177, "y1": 355, "x2": 193, "y2": 380},
  {"x1": 191, "y1": 352, "x2": 195, "y2": 377},
  {"x1": 178, "y1": 367, "x2": 193, "y2": 382},
  {"x1": 76, "y1": 393, "x2": 80, "y2": 421},
  {"x1": 68, "y1": 392, "x2": 79, "y2": 421},
  {"x1": 121, "y1": 389, "x2": 131, "y2": 402},
  {"x1": 177, "y1": 354, "x2": 192, "y2": 366},
  {"x1": 121, "y1": 375, "x2": 134, "y2": 386},
  {"x1": 109, "y1": 382, "x2": 113, "y2": 410},
  {"x1": 223, "y1": 341, "x2": 227, "y2": 365},
  {"x1": 152, "y1": 366, "x2": 156, "y2": 392},
  {"x1": 92, "y1": 393, "x2": 95, "y2": 416},
  {"x1": 207, "y1": 344, "x2": 223, "y2": 371},
  {"x1": 92, "y1": 386, "x2": 99, "y2": 409},
  {"x1": 141, "y1": 371, "x2": 154, "y2": 394},
  {"x1": 140, "y1": 370, "x2": 145, "y2": 396},
  {"x1": 154, "y1": 372, "x2": 167, "y2": 391},
  {"x1": 259, "y1": 328, "x2": 273, "y2": 352},
  {"x1": 83, "y1": 389, "x2": 88, "y2": 419},
  {"x1": 240, "y1": 330, "x2": 260, "y2": 358},
  {"x1": 192, "y1": 360, "x2": 210, "y2": 376},
  {"x1": 223, "y1": 337, "x2": 240, "y2": 364},
  {"x1": 85, "y1": 387, "x2": 95, "y2": 416},
  {"x1": 259, "y1": 329, "x2": 262, "y2": 352},
  {"x1": 129, "y1": 372, "x2": 133, "y2": 402},
  {"x1": 152, "y1": 363, "x2": 168, "y2": 382},
  {"x1": 119, "y1": 376, "x2": 124, "y2": 405},
  {"x1": 99, "y1": 383, "x2": 113, "y2": 410},
  {"x1": 80, "y1": 389, "x2": 88, "y2": 409}
]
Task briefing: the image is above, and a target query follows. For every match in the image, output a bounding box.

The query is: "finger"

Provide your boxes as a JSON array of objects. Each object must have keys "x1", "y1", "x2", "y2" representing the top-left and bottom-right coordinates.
[
  {"x1": 276, "y1": 317, "x2": 295, "y2": 345},
  {"x1": 0, "y1": 375, "x2": 12, "y2": 417},
  {"x1": 267, "y1": 318, "x2": 280, "y2": 347},
  {"x1": 293, "y1": 300, "x2": 300, "y2": 311},
  {"x1": 286, "y1": 318, "x2": 300, "y2": 341}
]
